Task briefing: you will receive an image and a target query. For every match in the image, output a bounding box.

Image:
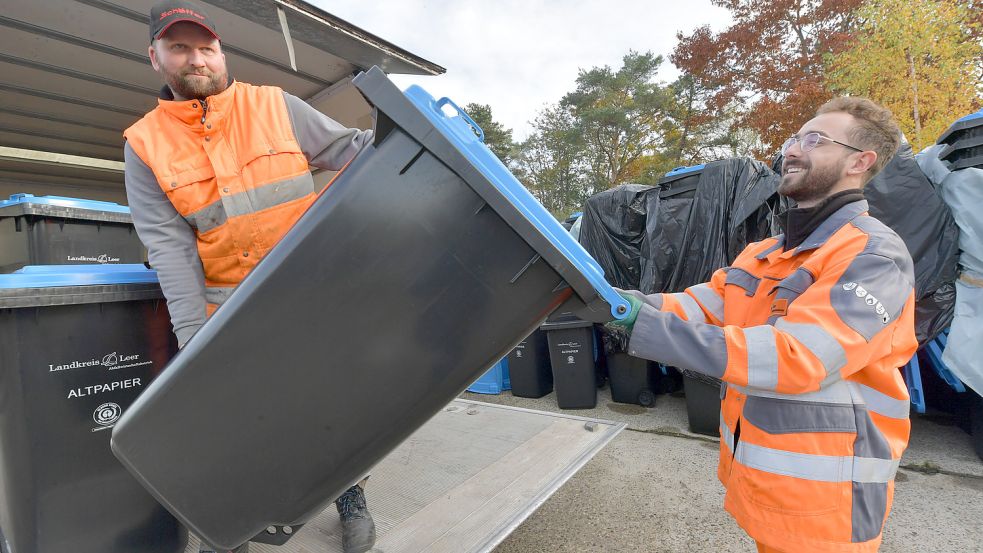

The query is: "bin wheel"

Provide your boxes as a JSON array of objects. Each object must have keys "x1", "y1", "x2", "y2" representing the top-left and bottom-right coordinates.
[{"x1": 638, "y1": 390, "x2": 656, "y2": 407}]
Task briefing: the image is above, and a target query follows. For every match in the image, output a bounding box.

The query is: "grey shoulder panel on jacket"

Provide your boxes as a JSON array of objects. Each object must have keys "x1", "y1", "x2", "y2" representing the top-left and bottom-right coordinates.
[
  {"x1": 830, "y1": 215, "x2": 915, "y2": 342},
  {"x1": 849, "y1": 215, "x2": 915, "y2": 285}
]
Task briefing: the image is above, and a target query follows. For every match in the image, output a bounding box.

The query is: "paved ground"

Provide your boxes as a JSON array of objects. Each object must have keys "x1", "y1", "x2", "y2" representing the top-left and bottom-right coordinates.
[{"x1": 462, "y1": 387, "x2": 983, "y2": 553}]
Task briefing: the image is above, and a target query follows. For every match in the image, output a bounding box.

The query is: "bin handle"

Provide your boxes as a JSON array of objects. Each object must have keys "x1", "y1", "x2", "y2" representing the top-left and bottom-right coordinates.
[{"x1": 435, "y1": 97, "x2": 485, "y2": 143}]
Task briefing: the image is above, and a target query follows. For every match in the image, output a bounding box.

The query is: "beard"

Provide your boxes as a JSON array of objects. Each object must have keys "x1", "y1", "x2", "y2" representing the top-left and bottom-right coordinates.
[
  {"x1": 163, "y1": 66, "x2": 228, "y2": 101},
  {"x1": 778, "y1": 158, "x2": 846, "y2": 204}
]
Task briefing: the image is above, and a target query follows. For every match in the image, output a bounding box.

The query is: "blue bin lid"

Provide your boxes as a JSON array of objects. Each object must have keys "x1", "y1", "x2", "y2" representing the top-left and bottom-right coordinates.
[
  {"x1": 0, "y1": 193, "x2": 131, "y2": 214},
  {"x1": 663, "y1": 164, "x2": 706, "y2": 178},
  {"x1": 0, "y1": 264, "x2": 159, "y2": 289},
  {"x1": 402, "y1": 86, "x2": 629, "y2": 320},
  {"x1": 954, "y1": 110, "x2": 983, "y2": 123}
]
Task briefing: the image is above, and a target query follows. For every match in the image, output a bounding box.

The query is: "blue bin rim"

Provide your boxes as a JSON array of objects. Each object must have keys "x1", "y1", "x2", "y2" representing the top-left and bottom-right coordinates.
[
  {"x1": 0, "y1": 264, "x2": 159, "y2": 288},
  {"x1": 663, "y1": 164, "x2": 706, "y2": 178},
  {"x1": 400, "y1": 82, "x2": 629, "y2": 321},
  {"x1": 955, "y1": 110, "x2": 983, "y2": 123},
  {"x1": 0, "y1": 193, "x2": 131, "y2": 214}
]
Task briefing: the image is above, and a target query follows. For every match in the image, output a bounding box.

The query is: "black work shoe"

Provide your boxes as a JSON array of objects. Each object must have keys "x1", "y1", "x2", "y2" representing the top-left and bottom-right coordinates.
[
  {"x1": 199, "y1": 543, "x2": 249, "y2": 553},
  {"x1": 335, "y1": 484, "x2": 377, "y2": 553}
]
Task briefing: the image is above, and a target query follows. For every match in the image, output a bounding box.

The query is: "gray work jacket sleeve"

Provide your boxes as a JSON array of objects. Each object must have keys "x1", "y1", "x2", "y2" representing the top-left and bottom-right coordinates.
[
  {"x1": 281, "y1": 91, "x2": 374, "y2": 171},
  {"x1": 124, "y1": 142, "x2": 207, "y2": 348}
]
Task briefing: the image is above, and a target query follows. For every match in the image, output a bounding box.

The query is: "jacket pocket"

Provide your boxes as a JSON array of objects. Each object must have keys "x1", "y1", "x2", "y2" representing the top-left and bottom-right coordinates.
[
  {"x1": 767, "y1": 267, "x2": 816, "y2": 323},
  {"x1": 736, "y1": 463, "x2": 846, "y2": 516},
  {"x1": 238, "y1": 138, "x2": 307, "y2": 181},
  {"x1": 160, "y1": 165, "x2": 218, "y2": 218},
  {"x1": 724, "y1": 267, "x2": 761, "y2": 296}
]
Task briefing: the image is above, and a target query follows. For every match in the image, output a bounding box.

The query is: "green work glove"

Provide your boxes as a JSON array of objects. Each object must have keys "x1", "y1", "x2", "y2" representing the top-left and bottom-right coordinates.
[{"x1": 604, "y1": 291, "x2": 643, "y2": 333}]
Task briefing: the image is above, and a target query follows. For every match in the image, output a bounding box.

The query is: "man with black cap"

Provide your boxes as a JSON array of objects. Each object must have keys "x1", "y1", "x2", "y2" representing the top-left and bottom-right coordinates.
[{"x1": 123, "y1": 2, "x2": 377, "y2": 552}]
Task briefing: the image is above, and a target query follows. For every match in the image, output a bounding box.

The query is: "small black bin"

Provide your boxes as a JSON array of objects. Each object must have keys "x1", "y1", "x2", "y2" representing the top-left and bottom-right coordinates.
[
  {"x1": 607, "y1": 352, "x2": 658, "y2": 407},
  {"x1": 508, "y1": 329, "x2": 553, "y2": 398},
  {"x1": 682, "y1": 370, "x2": 722, "y2": 436},
  {"x1": 0, "y1": 265, "x2": 185, "y2": 553},
  {"x1": 542, "y1": 319, "x2": 598, "y2": 409},
  {"x1": 0, "y1": 194, "x2": 145, "y2": 273}
]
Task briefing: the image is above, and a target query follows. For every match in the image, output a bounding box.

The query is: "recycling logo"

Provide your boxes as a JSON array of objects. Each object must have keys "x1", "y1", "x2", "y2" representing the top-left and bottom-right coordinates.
[{"x1": 93, "y1": 402, "x2": 122, "y2": 426}]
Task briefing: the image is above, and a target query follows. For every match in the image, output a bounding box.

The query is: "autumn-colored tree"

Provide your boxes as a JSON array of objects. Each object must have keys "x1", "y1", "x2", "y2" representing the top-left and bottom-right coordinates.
[
  {"x1": 672, "y1": 0, "x2": 862, "y2": 154},
  {"x1": 826, "y1": 0, "x2": 983, "y2": 150}
]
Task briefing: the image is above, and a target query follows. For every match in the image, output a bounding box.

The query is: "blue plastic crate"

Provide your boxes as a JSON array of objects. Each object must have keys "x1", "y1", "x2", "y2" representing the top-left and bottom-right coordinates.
[
  {"x1": 902, "y1": 355, "x2": 927, "y2": 414},
  {"x1": 467, "y1": 358, "x2": 511, "y2": 394},
  {"x1": 924, "y1": 330, "x2": 965, "y2": 393}
]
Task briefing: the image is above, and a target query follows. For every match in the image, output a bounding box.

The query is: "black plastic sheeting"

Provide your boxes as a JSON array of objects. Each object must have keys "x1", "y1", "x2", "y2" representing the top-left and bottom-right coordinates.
[
  {"x1": 578, "y1": 184, "x2": 654, "y2": 290},
  {"x1": 866, "y1": 144, "x2": 960, "y2": 344},
  {"x1": 645, "y1": 158, "x2": 779, "y2": 292},
  {"x1": 579, "y1": 158, "x2": 780, "y2": 294}
]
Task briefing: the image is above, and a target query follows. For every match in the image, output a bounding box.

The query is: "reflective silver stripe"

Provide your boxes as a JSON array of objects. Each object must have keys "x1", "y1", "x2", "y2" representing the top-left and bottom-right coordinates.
[
  {"x1": 672, "y1": 292, "x2": 706, "y2": 323},
  {"x1": 244, "y1": 172, "x2": 318, "y2": 213},
  {"x1": 724, "y1": 415, "x2": 898, "y2": 483},
  {"x1": 745, "y1": 326, "x2": 779, "y2": 390},
  {"x1": 736, "y1": 441, "x2": 899, "y2": 484},
  {"x1": 721, "y1": 415, "x2": 733, "y2": 450},
  {"x1": 774, "y1": 319, "x2": 847, "y2": 375},
  {"x1": 689, "y1": 283, "x2": 724, "y2": 322},
  {"x1": 736, "y1": 377, "x2": 853, "y2": 404},
  {"x1": 185, "y1": 200, "x2": 227, "y2": 233},
  {"x1": 855, "y1": 383, "x2": 910, "y2": 420},
  {"x1": 736, "y1": 380, "x2": 909, "y2": 421},
  {"x1": 185, "y1": 173, "x2": 318, "y2": 234},
  {"x1": 205, "y1": 286, "x2": 236, "y2": 305}
]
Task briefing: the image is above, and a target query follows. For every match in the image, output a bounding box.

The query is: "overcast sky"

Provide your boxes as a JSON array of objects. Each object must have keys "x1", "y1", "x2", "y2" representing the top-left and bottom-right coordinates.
[{"x1": 310, "y1": 0, "x2": 732, "y2": 141}]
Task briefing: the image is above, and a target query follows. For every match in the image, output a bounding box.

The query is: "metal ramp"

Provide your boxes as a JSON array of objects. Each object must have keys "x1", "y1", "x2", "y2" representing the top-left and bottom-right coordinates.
[{"x1": 185, "y1": 400, "x2": 624, "y2": 553}]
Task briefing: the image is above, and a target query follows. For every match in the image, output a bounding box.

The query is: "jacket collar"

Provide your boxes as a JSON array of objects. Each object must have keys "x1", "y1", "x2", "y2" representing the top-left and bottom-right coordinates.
[
  {"x1": 155, "y1": 77, "x2": 237, "y2": 127},
  {"x1": 780, "y1": 199, "x2": 869, "y2": 258}
]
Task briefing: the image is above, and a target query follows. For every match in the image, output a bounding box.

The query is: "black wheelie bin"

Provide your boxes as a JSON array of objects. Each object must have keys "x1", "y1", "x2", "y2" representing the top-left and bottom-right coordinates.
[
  {"x1": 0, "y1": 265, "x2": 185, "y2": 553},
  {"x1": 542, "y1": 318, "x2": 598, "y2": 409},
  {"x1": 110, "y1": 67, "x2": 630, "y2": 551},
  {"x1": 607, "y1": 352, "x2": 659, "y2": 407},
  {"x1": 0, "y1": 194, "x2": 145, "y2": 273},
  {"x1": 507, "y1": 329, "x2": 553, "y2": 398}
]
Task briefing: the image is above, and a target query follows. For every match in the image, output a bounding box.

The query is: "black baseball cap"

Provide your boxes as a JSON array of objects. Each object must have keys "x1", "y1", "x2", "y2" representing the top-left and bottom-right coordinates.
[{"x1": 150, "y1": 0, "x2": 220, "y2": 41}]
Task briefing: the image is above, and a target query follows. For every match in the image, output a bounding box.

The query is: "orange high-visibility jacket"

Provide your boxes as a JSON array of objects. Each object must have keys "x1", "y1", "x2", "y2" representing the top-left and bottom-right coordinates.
[
  {"x1": 626, "y1": 200, "x2": 917, "y2": 552},
  {"x1": 124, "y1": 81, "x2": 371, "y2": 346}
]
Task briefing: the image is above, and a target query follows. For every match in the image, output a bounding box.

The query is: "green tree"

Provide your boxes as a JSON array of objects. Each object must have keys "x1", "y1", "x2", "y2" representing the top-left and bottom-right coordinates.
[
  {"x1": 517, "y1": 104, "x2": 591, "y2": 217},
  {"x1": 825, "y1": 0, "x2": 982, "y2": 150},
  {"x1": 663, "y1": 74, "x2": 761, "y2": 167},
  {"x1": 560, "y1": 51, "x2": 675, "y2": 190},
  {"x1": 462, "y1": 103, "x2": 519, "y2": 166}
]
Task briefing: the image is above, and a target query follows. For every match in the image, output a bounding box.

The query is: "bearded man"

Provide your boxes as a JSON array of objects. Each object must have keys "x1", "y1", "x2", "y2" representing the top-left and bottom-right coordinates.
[
  {"x1": 608, "y1": 97, "x2": 917, "y2": 553},
  {"x1": 122, "y1": 2, "x2": 376, "y2": 552}
]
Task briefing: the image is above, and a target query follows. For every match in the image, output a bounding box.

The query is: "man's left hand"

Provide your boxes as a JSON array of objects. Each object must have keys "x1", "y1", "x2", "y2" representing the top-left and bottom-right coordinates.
[{"x1": 604, "y1": 291, "x2": 643, "y2": 333}]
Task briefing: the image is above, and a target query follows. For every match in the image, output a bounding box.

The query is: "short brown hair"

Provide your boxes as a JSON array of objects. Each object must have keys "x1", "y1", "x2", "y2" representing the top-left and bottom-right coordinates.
[{"x1": 816, "y1": 97, "x2": 901, "y2": 183}]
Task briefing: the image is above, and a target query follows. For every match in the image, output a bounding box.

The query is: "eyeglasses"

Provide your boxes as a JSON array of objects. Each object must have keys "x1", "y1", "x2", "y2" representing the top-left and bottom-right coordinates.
[{"x1": 781, "y1": 132, "x2": 864, "y2": 155}]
